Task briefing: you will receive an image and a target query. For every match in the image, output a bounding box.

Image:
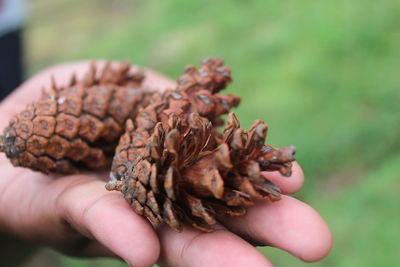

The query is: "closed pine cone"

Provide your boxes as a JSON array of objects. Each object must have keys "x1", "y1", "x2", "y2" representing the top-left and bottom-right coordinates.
[{"x1": 0, "y1": 61, "x2": 147, "y2": 173}]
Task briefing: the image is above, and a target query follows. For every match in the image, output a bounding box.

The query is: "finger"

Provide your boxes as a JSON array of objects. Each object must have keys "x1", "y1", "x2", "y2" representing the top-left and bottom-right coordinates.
[
  {"x1": 157, "y1": 225, "x2": 274, "y2": 267},
  {"x1": 262, "y1": 161, "x2": 304, "y2": 194},
  {"x1": 54, "y1": 176, "x2": 160, "y2": 267},
  {"x1": 219, "y1": 196, "x2": 332, "y2": 262}
]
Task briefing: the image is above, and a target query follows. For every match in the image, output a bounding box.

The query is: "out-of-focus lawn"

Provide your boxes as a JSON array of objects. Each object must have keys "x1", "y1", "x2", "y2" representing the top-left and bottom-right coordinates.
[{"x1": 23, "y1": 0, "x2": 400, "y2": 266}]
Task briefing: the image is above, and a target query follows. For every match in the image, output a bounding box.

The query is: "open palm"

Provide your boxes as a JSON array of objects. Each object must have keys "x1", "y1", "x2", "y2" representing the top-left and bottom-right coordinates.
[{"x1": 0, "y1": 62, "x2": 332, "y2": 267}]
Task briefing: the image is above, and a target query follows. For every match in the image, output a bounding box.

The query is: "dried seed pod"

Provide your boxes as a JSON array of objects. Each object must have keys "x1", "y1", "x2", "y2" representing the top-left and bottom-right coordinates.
[
  {"x1": 106, "y1": 59, "x2": 295, "y2": 232},
  {"x1": 0, "y1": 61, "x2": 146, "y2": 173},
  {"x1": 107, "y1": 112, "x2": 296, "y2": 232}
]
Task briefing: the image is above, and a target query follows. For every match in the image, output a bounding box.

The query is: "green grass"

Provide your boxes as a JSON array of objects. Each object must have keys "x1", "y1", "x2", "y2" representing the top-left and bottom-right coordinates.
[{"x1": 24, "y1": 0, "x2": 400, "y2": 266}]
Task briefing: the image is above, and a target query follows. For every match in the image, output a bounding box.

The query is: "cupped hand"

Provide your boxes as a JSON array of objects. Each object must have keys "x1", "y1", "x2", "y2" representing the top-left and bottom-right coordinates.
[{"x1": 0, "y1": 61, "x2": 332, "y2": 267}]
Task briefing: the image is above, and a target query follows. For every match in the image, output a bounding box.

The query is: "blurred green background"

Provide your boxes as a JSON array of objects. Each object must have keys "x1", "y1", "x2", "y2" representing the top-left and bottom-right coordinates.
[{"x1": 21, "y1": 0, "x2": 400, "y2": 266}]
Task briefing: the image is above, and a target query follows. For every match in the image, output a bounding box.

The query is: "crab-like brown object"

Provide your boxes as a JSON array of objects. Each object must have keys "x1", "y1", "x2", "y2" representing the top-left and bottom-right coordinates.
[{"x1": 106, "y1": 112, "x2": 295, "y2": 232}]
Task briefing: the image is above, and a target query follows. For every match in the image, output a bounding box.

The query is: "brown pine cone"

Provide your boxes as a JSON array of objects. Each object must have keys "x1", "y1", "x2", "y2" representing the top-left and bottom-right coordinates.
[
  {"x1": 0, "y1": 61, "x2": 147, "y2": 173},
  {"x1": 106, "y1": 112, "x2": 295, "y2": 232},
  {"x1": 106, "y1": 58, "x2": 295, "y2": 232}
]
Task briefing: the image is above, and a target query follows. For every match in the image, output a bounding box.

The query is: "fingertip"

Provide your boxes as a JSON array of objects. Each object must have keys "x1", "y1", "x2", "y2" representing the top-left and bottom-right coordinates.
[
  {"x1": 275, "y1": 196, "x2": 333, "y2": 263},
  {"x1": 295, "y1": 216, "x2": 333, "y2": 262},
  {"x1": 262, "y1": 161, "x2": 304, "y2": 194},
  {"x1": 220, "y1": 195, "x2": 333, "y2": 263}
]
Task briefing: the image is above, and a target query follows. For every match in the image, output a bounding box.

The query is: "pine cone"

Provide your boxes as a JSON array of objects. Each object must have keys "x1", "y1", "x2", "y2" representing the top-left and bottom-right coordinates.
[
  {"x1": 0, "y1": 61, "x2": 147, "y2": 173},
  {"x1": 106, "y1": 58, "x2": 295, "y2": 232},
  {"x1": 106, "y1": 112, "x2": 295, "y2": 232}
]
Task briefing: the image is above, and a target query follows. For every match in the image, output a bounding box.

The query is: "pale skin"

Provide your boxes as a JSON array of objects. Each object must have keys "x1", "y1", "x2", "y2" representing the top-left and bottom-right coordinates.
[{"x1": 0, "y1": 62, "x2": 332, "y2": 267}]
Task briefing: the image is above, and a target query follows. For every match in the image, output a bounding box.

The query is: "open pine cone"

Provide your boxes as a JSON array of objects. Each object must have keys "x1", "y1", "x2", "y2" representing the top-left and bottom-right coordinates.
[
  {"x1": 0, "y1": 58, "x2": 296, "y2": 232},
  {"x1": 106, "y1": 112, "x2": 295, "y2": 232}
]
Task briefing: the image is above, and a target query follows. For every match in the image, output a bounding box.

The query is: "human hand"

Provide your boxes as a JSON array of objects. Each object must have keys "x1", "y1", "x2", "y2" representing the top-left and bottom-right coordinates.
[{"x1": 0, "y1": 61, "x2": 332, "y2": 267}]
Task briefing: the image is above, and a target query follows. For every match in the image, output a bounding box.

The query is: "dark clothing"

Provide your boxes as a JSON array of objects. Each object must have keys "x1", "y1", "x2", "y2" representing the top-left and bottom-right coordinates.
[{"x1": 0, "y1": 29, "x2": 23, "y2": 101}]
